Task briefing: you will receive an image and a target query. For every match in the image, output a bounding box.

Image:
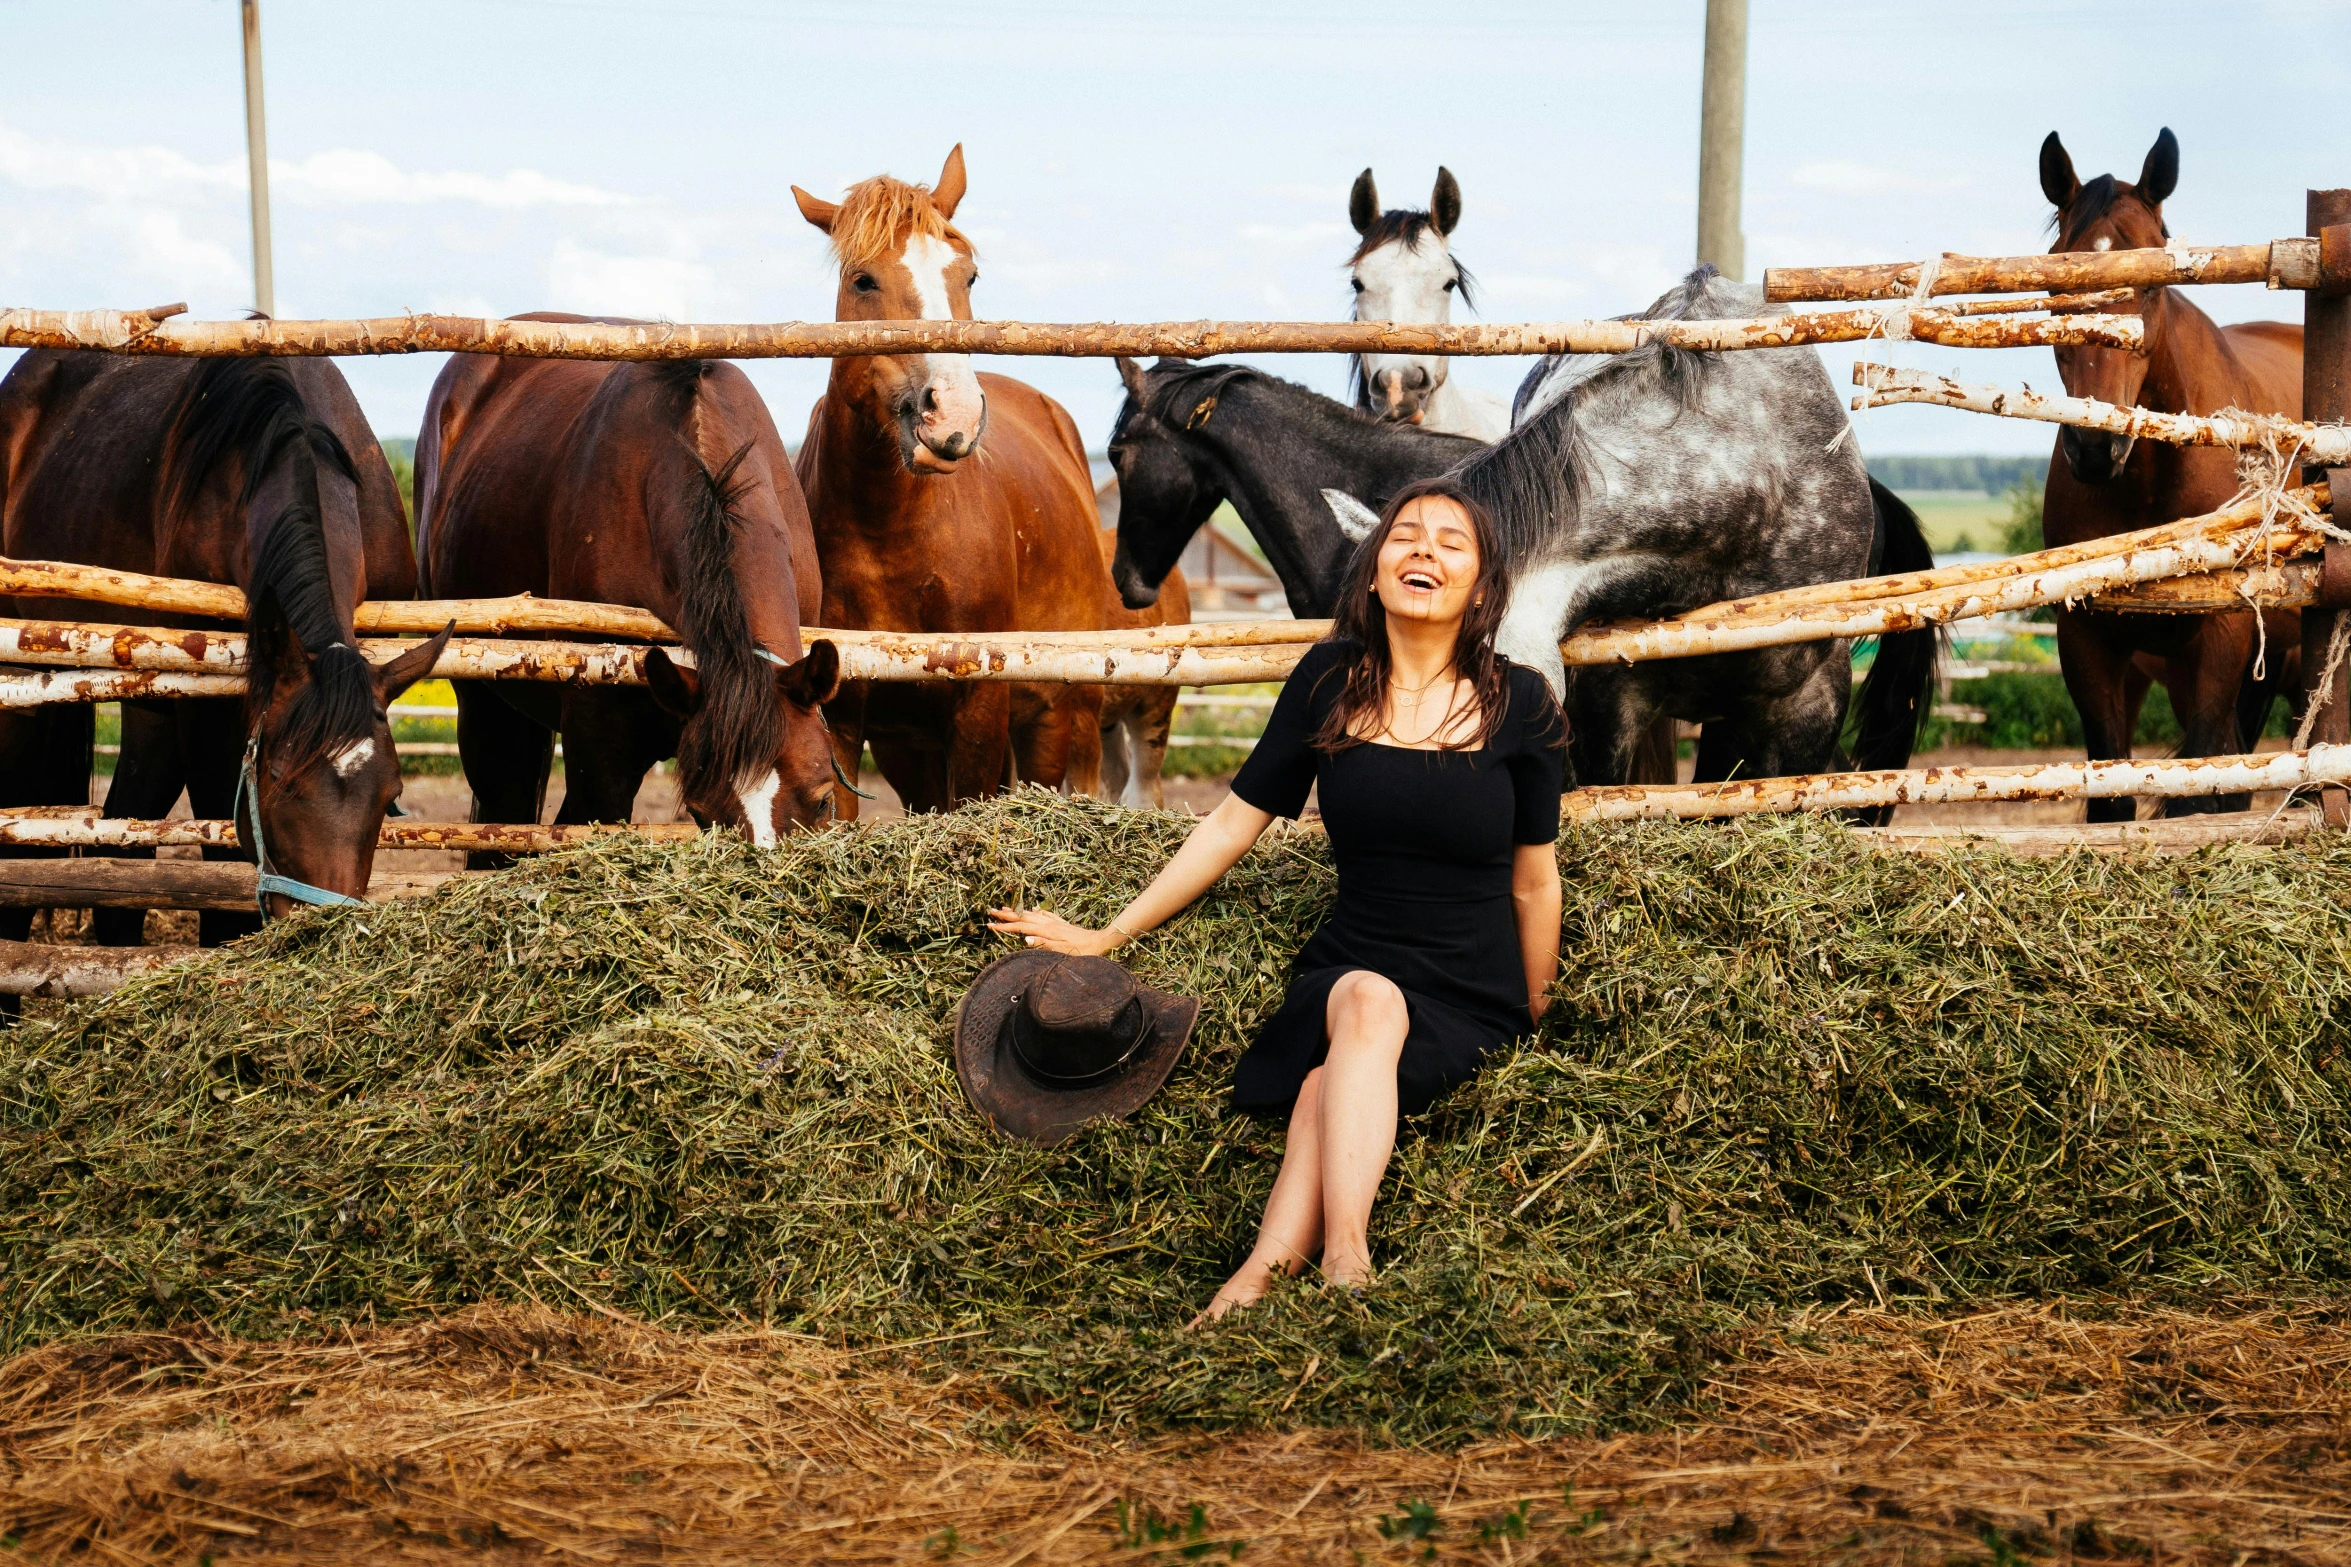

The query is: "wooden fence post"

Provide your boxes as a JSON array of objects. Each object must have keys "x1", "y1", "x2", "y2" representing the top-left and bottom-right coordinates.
[{"x1": 2302, "y1": 189, "x2": 2351, "y2": 825}]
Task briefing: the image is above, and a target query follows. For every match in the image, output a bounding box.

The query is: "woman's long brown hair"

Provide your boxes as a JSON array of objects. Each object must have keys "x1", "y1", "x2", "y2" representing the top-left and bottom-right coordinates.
[{"x1": 1309, "y1": 476, "x2": 1531, "y2": 754}]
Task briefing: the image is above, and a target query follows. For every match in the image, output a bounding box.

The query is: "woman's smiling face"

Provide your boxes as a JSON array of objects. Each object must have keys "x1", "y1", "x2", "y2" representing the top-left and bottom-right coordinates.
[{"x1": 1374, "y1": 494, "x2": 1481, "y2": 627}]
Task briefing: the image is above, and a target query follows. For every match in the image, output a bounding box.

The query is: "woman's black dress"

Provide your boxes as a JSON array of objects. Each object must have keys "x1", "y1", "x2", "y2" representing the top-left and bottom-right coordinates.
[{"x1": 1227, "y1": 640, "x2": 1565, "y2": 1118}]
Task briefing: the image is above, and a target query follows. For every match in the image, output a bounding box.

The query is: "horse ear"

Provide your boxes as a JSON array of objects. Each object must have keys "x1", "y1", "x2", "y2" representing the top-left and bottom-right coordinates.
[
  {"x1": 2038, "y1": 132, "x2": 2078, "y2": 210},
  {"x1": 792, "y1": 186, "x2": 839, "y2": 234},
  {"x1": 2138, "y1": 127, "x2": 2178, "y2": 207},
  {"x1": 1349, "y1": 169, "x2": 1379, "y2": 236},
  {"x1": 644, "y1": 647, "x2": 702, "y2": 718},
  {"x1": 371, "y1": 622, "x2": 452, "y2": 705},
  {"x1": 933, "y1": 144, "x2": 968, "y2": 220},
  {"x1": 1430, "y1": 167, "x2": 1462, "y2": 236},
  {"x1": 776, "y1": 640, "x2": 842, "y2": 708},
  {"x1": 1322, "y1": 489, "x2": 1383, "y2": 544},
  {"x1": 1115, "y1": 355, "x2": 1148, "y2": 402}
]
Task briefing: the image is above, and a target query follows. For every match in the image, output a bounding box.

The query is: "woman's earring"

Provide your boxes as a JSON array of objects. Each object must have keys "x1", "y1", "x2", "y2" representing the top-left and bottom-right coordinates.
[{"x1": 1474, "y1": 596, "x2": 1485, "y2": 606}]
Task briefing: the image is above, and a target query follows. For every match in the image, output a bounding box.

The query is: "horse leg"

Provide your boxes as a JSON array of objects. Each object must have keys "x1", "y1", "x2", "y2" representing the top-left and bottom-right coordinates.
[
  {"x1": 2057, "y1": 614, "x2": 2142, "y2": 825},
  {"x1": 2161, "y1": 619, "x2": 2259, "y2": 817},
  {"x1": 90, "y1": 700, "x2": 188, "y2": 946},
  {"x1": 1133, "y1": 689, "x2": 1175, "y2": 809},
  {"x1": 1099, "y1": 698, "x2": 1133, "y2": 804},
  {"x1": 0, "y1": 705, "x2": 94, "y2": 1017},
  {"x1": 1023, "y1": 684, "x2": 1101, "y2": 797},
  {"x1": 944, "y1": 685, "x2": 1013, "y2": 808},
  {"x1": 456, "y1": 682, "x2": 555, "y2": 870},
  {"x1": 177, "y1": 697, "x2": 262, "y2": 947},
  {"x1": 1569, "y1": 671, "x2": 1668, "y2": 788},
  {"x1": 553, "y1": 693, "x2": 664, "y2": 827},
  {"x1": 1695, "y1": 654, "x2": 1848, "y2": 789}
]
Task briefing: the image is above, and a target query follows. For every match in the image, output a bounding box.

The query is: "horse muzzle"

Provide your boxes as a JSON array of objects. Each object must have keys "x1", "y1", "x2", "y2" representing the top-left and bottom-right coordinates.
[
  {"x1": 900, "y1": 357, "x2": 987, "y2": 474},
  {"x1": 2060, "y1": 424, "x2": 2135, "y2": 485},
  {"x1": 1369, "y1": 362, "x2": 1436, "y2": 424},
  {"x1": 1111, "y1": 546, "x2": 1163, "y2": 611}
]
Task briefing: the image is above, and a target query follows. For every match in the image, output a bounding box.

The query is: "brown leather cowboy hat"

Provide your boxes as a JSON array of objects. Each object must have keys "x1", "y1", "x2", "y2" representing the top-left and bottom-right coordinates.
[{"x1": 953, "y1": 951, "x2": 1198, "y2": 1145}]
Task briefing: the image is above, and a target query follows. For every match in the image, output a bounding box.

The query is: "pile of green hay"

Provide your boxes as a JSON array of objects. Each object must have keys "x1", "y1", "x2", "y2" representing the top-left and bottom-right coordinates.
[{"x1": 4, "y1": 793, "x2": 2349, "y2": 1440}]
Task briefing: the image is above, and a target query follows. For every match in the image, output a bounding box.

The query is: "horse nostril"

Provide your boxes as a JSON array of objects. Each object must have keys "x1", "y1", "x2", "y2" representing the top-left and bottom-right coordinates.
[
  {"x1": 923, "y1": 384, "x2": 942, "y2": 415},
  {"x1": 1407, "y1": 366, "x2": 1430, "y2": 389}
]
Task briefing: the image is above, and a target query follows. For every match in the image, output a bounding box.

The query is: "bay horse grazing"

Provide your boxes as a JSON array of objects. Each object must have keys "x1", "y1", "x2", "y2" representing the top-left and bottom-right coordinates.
[
  {"x1": 791, "y1": 147, "x2": 1109, "y2": 816},
  {"x1": 0, "y1": 353, "x2": 448, "y2": 950},
  {"x1": 1347, "y1": 167, "x2": 1510, "y2": 441},
  {"x1": 1094, "y1": 522, "x2": 1190, "y2": 808},
  {"x1": 415, "y1": 323, "x2": 840, "y2": 853},
  {"x1": 2037, "y1": 128, "x2": 2304, "y2": 820}
]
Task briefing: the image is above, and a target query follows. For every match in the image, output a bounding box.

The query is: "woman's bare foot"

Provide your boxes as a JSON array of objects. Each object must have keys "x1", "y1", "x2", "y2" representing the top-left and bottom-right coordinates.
[
  {"x1": 1320, "y1": 1245, "x2": 1374, "y2": 1293},
  {"x1": 1185, "y1": 1256, "x2": 1286, "y2": 1330}
]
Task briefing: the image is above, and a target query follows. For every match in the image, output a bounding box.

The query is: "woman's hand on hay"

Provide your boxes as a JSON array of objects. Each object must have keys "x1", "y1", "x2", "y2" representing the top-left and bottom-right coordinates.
[{"x1": 986, "y1": 905, "x2": 1124, "y2": 956}]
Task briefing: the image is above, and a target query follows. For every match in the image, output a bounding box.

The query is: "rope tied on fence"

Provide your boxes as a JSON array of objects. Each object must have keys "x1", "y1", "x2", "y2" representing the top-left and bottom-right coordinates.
[{"x1": 1869, "y1": 257, "x2": 1943, "y2": 344}]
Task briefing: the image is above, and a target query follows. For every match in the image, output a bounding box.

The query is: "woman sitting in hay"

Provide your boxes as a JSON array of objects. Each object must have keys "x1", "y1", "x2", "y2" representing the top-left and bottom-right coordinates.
[{"x1": 989, "y1": 478, "x2": 1564, "y2": 1323}]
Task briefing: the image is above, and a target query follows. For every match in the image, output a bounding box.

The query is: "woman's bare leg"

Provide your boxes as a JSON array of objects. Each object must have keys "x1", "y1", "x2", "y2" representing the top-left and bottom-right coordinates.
[
  {"x1": 1193, "y1": 1068, "x2": 1329, "y2": 1325},
  {"x1": 1316, "y1": 971, "x2": 1408, "y2": 1288}
]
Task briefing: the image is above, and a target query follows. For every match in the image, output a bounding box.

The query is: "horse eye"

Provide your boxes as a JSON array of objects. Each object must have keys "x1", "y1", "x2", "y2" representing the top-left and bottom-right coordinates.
[
  {"x1": 1350, "y1": 278, "x2": 1366, "y2": 293},
  {"x1": 852, "y1": 274, "x2": 878, "y2": 293},
  {"x1": 1442, "y1": 278, "x2": 1457, "y2": 292},
  {"x1": 969, "y1": 271, "x2": 980, "y2": 286}
]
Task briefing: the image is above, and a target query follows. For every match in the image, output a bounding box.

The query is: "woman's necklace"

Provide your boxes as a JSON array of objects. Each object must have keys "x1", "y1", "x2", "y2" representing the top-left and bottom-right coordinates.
[{"x1": 1384, "y1": 668, "x2": 1464, "y2": 745}]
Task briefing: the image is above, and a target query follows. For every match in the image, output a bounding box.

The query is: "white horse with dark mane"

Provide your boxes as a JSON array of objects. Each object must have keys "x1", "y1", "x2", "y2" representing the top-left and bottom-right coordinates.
[{"x1": 1346, "y1": 167, "x2": 1511, "y2": 442}]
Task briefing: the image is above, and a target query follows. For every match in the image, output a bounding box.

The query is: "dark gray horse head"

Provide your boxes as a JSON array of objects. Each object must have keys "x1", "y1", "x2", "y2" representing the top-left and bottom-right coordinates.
[
  {"x1": 1105, "y1": 355, "x2": 1236, "y2": 609},
  {"x1": 1105, "y1": 355, "x2": 1479, "y2": 617}
]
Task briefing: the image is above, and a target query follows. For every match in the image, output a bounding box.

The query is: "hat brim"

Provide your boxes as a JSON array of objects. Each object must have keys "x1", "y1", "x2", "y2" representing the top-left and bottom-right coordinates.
[{"x1": 953, "y1": 949, "x2": 1198, "y2": 1146}]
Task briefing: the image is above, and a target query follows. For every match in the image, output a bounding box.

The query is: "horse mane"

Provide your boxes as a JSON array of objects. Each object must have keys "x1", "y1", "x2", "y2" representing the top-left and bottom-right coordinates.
[
  {"x1": 163, "y1": 358, "x2": 373, "y2": 782},
  {"x1": 1125, "y1": 359, "x2": 1435, "y2": 452},
  {"x1": 2052, "y1": 172, "x2": 2169, "y2": 245},
  {"x1": 825, "y1": 173, "x2": 971, "y2": 273},
  {"x1": 655, "y1": 364, "x2": 783, "y2": 806},
  {"x1": 1456, "y1": 266, "x2": 1723, "y2": 571}
]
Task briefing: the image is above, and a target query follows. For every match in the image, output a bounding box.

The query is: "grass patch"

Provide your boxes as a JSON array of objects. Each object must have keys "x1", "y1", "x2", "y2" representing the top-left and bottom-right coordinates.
[{"x1": 3, "y1": 794, "x2": 2348, "y2": 1441}]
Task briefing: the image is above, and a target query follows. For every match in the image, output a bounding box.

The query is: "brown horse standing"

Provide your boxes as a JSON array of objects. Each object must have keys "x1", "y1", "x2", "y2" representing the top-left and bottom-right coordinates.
[
  {"x1": 791, "y1": 147, "x2": 1109, "y2": 816},
  {"x1": 0, "y1": 353, "x2": 446, "y2": 948},
  {"x1": 2038, "y1": 128, "x2": 2305, "y2": 819},
  {"x1": 415, "y1": 325, "x2": 839, "y2": 853}
]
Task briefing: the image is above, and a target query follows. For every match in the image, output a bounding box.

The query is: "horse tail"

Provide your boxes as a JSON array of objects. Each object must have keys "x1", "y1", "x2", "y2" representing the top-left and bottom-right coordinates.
[{"x1": 1847, "y1": 477, "x2": 1939, "y2": 775}]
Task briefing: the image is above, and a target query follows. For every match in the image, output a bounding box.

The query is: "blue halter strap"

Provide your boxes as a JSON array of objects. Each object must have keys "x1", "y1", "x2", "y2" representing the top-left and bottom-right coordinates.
[
  {"x1": 236, "y1": 735, "x2": 368, "y2": 915},
  {"x1": 750, "y1": 643, "x2": 872, "y2": 800}
]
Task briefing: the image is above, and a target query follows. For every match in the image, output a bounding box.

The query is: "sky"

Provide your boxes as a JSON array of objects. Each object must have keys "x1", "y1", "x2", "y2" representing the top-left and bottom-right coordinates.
[{"x1": 2, "y1": 0, "x2": 2344, "y2": 459}]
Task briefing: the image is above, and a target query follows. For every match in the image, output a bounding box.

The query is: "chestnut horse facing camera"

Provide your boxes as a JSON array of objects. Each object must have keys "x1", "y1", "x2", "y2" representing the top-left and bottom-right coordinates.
[
  {"x1": 0, "y1": 353, "x2": 447, "y2": 949},
  {"x1": 2038, "y1": 128, "x2": 2305, "y2": 821},
  {"x1": 415, "y1": 326, "x2": 840, "y2": 857},
  {"x1": 792, "y1": 146, "x2": 1112, "y2": 816}
]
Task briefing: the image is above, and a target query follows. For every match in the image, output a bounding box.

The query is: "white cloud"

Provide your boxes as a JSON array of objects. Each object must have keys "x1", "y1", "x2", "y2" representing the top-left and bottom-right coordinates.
[
  {"x1": 546, "y1": 239, "x2": 711, "y2": 320},
  {"x1": 0, "y1": 120, "x2": 628, "y2": 211},
  {"x1": 272, "y1": 149, "x2": 628, "y2": 208}
]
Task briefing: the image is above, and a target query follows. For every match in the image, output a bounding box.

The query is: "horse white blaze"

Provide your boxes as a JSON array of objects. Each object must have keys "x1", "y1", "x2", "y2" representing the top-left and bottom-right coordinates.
[
  {"x1": 331, "y1": 738, "x2": 376, "y2": 779},
  {"x1": 1352, "y1": 234, "x2": 1459, "y2": 419},
  {"x1": 736, "y1": 770, "x2": 781, "y2": 849},
  {"x1": 900, "y1": 231, "x2": 984, "y2": 447}
]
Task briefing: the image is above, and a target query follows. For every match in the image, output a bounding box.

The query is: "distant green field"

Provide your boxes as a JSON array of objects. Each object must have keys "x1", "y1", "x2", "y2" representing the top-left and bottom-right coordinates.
[{"x1": 1899, "y1": 489, "x2": 2013, "y2": 556}]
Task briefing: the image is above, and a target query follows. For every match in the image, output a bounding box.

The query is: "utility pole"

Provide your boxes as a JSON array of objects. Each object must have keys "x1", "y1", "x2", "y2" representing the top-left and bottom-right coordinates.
[
  {"x1": 240, "y1": 0, "x2": 275, "y2": 318},
  {"x1": 1695, "y1": 0, "x2": 1748, "y2": 281}
]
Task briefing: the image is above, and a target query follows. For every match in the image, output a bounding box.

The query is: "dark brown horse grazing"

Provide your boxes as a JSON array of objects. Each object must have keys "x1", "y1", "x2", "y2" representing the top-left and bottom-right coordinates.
[
  {"x1": 416, "y1": 326, "x2": 839, "y2": 854},
  {"x1": 0, "y1": 353, "x2": 446, "y2": 951},
  {"x1": 2039, "y1": 128, "x2": 2305, "y2": 820},
  {"x1": 791, "y1": 147, "x2": 1109, "y2": 816},
  {"x1": 1093, "y1": 523, "x2": 1190, "y2": 809}
]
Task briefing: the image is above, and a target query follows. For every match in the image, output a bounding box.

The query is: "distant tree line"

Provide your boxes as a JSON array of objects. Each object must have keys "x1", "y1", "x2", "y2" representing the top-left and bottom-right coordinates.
[{"x1": 1865, "y1": 455, "x2": 2046, "y2": 493}]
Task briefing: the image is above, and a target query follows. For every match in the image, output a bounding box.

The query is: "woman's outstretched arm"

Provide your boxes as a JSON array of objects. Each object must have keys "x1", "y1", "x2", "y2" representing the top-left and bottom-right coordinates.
[
  {"x1": 1512, "y1": 841, "x2": 1562, "y2": 1019},
  {"x1": 986, "y1": 792, "x2": 1278, "y2": 957}
]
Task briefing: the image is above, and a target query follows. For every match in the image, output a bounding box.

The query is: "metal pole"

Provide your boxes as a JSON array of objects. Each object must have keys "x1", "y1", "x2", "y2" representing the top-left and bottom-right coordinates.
[
  {"x1": 239, "y1": 0, "x2": 275, "y2": 319},
  {"x1": 2300, "y1": 188, "x2": 2351, "y2": 825},
  {"x1": 1695, "y1": 0, "x2": 1748, "y2": 280}
]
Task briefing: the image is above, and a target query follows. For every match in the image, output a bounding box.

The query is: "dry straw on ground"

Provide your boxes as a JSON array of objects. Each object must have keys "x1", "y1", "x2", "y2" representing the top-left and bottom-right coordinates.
[
  {"x1": 3, "y1": 1300, "x2": 2346, "y2": 1563},
  {"x1": 3, "y1": 792, "x2": 2350, "y2": 1444}
]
